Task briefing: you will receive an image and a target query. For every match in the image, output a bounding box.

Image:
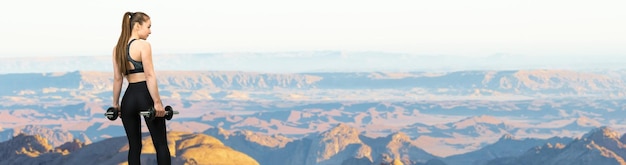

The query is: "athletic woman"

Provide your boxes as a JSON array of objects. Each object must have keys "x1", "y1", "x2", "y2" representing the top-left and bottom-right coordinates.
[{"x1": 111, "y1": 11, "x2": 171, "y2": 165}]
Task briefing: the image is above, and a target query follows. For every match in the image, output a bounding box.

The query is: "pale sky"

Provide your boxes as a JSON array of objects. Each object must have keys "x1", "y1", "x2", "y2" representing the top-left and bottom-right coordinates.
[{"x1": 1, "y1": 0, "x2": 625, "y2": 58}]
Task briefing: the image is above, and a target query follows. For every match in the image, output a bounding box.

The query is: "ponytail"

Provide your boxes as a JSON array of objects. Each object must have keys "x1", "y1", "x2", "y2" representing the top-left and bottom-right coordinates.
[
  {"x1": 114, "y1": 12, "x2": 132, "y2": 75},
  {"x1": 114, "y1": 12, "x2": 150, "y2": 76}
]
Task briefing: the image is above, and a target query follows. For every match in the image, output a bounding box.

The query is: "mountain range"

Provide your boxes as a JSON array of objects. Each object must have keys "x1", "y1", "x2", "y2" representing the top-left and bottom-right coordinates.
[
  {"x1": 3, "y1": 68, "x2": 626, "y2": 164},
  {"x1": 6, "y1": 123, "x2": 626, "y2": 165}
]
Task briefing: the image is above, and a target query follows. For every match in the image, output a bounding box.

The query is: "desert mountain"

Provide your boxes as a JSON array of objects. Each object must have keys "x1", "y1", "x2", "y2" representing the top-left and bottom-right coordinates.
[
  {"x1": 0, "y1": 133, "x2": 62, "y2": 165},
  {"x1": 443, "y1": 134, "x2": 573, "y2": 165},
  {"x1": 0, "y1": 125, "x2": 87, "y2": 147},
  {"x1": 0, "y1": 131, "x2": 259, "y2": 165},
  {"x1": 208, "y1": 123, "x2": 443, "y2": 165},
  {"x1": 359, "y1": 131, "x2": 440, "y2": 165},
  {"x1": 304, "y1": 123, "x2": 373, "y2": 165},
  {"x1": 487, "y1": 126, "x2": 626, "y2": 165},
  {"x1": 204, "y1": 127, "x2": 294, "y2": 165}
]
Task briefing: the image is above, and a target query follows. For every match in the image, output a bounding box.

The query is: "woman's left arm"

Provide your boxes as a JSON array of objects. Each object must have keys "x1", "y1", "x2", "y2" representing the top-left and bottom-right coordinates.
[{"x1": 112, "y1": 47, "x2": 123, "y2": 109}]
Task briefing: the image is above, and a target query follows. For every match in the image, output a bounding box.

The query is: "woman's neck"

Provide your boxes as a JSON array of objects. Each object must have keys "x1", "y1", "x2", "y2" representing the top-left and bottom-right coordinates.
[{"x1": 129, "y1": 34, "x2": 140, "y2": 41}]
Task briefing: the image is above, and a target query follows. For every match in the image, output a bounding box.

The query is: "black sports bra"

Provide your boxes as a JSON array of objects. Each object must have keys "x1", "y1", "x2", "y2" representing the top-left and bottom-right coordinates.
[{"x1": 127, "y1": 39, "x2": 144, "y2": 74}]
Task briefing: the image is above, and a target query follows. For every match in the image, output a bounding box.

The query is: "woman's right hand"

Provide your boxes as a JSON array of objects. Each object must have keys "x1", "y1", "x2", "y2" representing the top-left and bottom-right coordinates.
[
  {"x1": 154, "y1": 104, "x2": 165, "y2": 117},
  {"x1": 112, "y1": 105, "x2": 121, "y2": 117}
]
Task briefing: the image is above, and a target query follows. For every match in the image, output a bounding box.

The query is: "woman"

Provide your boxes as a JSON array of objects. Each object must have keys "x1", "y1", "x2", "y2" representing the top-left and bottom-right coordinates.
[{"x1": 111, "y1": 11, "x2": 171, "y2": 165}]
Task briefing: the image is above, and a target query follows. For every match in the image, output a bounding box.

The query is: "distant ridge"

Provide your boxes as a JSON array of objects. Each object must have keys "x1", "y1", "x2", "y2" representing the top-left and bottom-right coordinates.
[
  {"x1": 1, "y1": 51, "x2": 625, "y2": 74},
  {"x1": 3, "y1": 70, "x2": 626, "y2": 100}
]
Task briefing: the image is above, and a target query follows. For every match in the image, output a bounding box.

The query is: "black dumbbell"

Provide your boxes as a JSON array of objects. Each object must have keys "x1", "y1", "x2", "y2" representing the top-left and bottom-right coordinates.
[
  {"x1": 140, "y1": 105, "x2": 179, "y2": 121},
  {"x1": 104, "y1": 107, "x2": 119, "y2": 121}
]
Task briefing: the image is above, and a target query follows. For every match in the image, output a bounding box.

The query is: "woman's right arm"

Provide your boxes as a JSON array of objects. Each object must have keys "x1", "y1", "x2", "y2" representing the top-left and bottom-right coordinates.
[
  {"x1": 112, "y1": 48, "x2": 123, "y2": 109},
  {"x1": 139, "y1": 41, "x2": 166, "y2": 117}
]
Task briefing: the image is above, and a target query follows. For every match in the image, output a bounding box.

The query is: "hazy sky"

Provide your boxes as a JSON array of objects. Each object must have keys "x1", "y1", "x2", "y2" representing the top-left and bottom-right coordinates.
[{"x1": 1, "y1": 0, "x2": 625, "y2": 58}]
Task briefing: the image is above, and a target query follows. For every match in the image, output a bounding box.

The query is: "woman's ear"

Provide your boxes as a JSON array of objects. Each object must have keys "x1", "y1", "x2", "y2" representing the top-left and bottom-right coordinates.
[{"x1": 133, "y1": 23, "x2": 141, "y2": 31}]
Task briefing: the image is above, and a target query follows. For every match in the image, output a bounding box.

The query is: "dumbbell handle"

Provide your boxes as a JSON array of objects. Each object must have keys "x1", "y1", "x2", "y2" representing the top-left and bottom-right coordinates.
[
  {"x1": 139, "y1": 110, "x2": 179, "y2": 116},
  {"x1": 107, "y1": 111, "x2": 179, "y2": 116}
]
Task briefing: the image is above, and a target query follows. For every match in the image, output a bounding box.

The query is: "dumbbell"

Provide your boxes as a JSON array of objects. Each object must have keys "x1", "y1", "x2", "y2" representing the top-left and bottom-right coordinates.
[
  {"x1": 104, "y1": 107, "x2": 119, "y2": 121},
  {"x1": 140, "y1": 105, "x2": 179, "y2": 121}
]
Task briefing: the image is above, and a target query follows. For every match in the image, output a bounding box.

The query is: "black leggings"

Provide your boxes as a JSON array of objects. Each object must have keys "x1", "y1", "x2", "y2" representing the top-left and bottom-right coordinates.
[{"x1": 121, "y1": 81, "x2": 171, "y2": 165}]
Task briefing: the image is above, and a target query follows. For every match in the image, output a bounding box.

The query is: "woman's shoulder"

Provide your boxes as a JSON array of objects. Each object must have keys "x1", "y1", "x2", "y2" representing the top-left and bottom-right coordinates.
[
  {"x1": 134, "y1": 39, "x2": 151, "y2": 45},
  {"x1": 133, "y1": 39, "x2": 152, "y2": 50}
]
